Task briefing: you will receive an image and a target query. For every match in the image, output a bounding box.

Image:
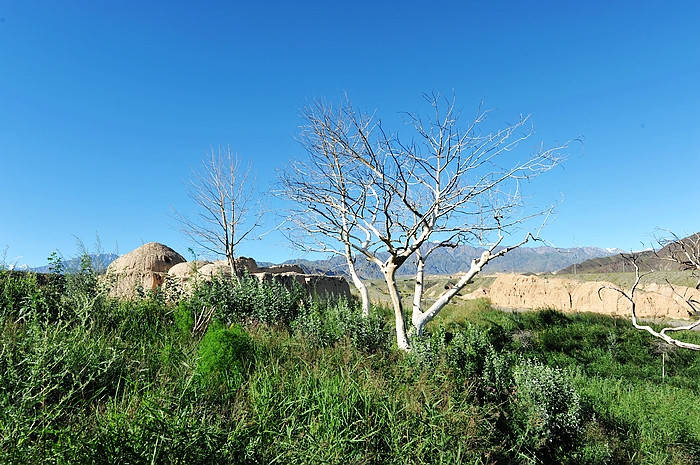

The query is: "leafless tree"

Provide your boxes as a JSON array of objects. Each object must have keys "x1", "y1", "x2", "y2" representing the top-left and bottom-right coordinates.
[
  {"x1": 282, "y1": 94, "x2": 569, "y2": 350},
  {"x1": 279, "y1": 99, "x2": 377, "y2": 316},
  {"x1": 600, "y1": 252, "x2": 700, "y2": 351},
  {"x1": 173, "y1": 146, "x2": 262, "y2": 277}
]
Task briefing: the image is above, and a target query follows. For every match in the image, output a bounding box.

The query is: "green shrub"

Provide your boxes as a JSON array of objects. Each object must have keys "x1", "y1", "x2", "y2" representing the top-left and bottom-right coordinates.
[
  {"x1": 292, "y1": 298, "x2": 389, "y2": 352},
  {"x1": 407, "y1": 325, "x2": 512, "y2": 402},
  {"x1": 0, "y1": 318, "x2": 127, "y2": 462},
  {"x1": 196, "y1": 323, "x2": 252, "y2": 392},
  {"x1": 406, "y1": 328, "x2": 447, "y2": 370},
  {"x1": 443, "y1": 324, "x2": 512, "y2": 401},
  {"x1": 174, "y1": 300, "x2": 196, "y2": 336},
  {"x1": 0, "y1": 271, "x2": 50, "y2": 322},
  {"x1": 512, "y1": 360, "x2": 583, "y2": 461},
  {"x1": 64, "y1": 254, "x2": 98, "y2": 297},
  {"x1": 292, "y1": 298, "x2": 342, "y2": 347},
  {"x1": 344, "y1": 307, "x2": 389, "y2": 353},
  {"x1": 186, "y1": 274, "x2": 307, "y2": 328},
  {"x1": 249, "y1": 278, "x2": 306, "y2": 326}
]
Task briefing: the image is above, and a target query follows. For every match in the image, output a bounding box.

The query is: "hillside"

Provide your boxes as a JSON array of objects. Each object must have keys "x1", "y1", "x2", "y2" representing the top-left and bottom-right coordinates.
[{"x1": 557, "y1": 232, "x2": 700, "y2": 274}]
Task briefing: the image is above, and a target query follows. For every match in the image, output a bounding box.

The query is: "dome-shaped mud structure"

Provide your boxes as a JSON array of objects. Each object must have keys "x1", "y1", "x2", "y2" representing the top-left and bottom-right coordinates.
[
  {"x1": 105, "y1": 242, "x2": 186, "y2": 297},
  {"x1": 104, "y1": 243, "x2": 351, "y2": 301}
]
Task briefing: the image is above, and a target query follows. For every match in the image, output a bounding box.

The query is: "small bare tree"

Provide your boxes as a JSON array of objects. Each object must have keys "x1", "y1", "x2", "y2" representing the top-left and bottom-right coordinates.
[
  {"x1": 283, "y1": 94, "x2": 569, "y2": 350},
  {"x1": 279, "y1": 100, "x2": 375, "y2": 316},
  {"x1": 600, "y1": 251, "x2": 700, "y2": 351},
  {"x1": 173, "y1": 146, "x2": 262, "y2": 277}
]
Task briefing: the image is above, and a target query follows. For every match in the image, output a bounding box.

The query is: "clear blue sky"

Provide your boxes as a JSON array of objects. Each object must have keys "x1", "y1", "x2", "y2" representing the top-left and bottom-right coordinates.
[{"x1": 1, "y1": 1, "x2": 698, "y2": 267}]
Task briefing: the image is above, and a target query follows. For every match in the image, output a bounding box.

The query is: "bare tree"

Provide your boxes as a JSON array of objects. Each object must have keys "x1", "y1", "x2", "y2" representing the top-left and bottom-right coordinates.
[
  {"x1": 600, "y1": 252, "x2": 700, "y2": 351},
  {"x1": 279, "y1": 99, "x2": 376, "y2": 316},
  {"x1": 173, "y1": 146, "x2": 262, "y2": 277},
  {"x1": 283, "y1": 94, "x2": 569, "y2": 350}
]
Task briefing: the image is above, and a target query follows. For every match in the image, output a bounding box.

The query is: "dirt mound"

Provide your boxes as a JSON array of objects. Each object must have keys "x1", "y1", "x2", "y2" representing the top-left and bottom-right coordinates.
[
  {"x1": 167, "y1": 260, "x2": 212, "y2": 278},
  {"x1": 107, "y1": 242, "x2": 186, "y2": 274},
  {"x1": 105, "y1": 242, "x2": 186, "y2": 297},
  {"x1": 468, "y1": 273, "x2": 700, "y2": 320},
  {"x1": 167, "y1": 260, "x2": 212, "y2": 291},
  {"x1": 105, "y1": 245, "x2": 351, "y2": 300},
  {"x1": 197, "y1": 261, "x2": 233, "y2": 279}
]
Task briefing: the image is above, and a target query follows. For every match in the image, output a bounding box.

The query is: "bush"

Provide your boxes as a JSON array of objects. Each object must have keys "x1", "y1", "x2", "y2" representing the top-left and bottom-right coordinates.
[
  {"x1": 293, "y1": 298, "x2": 390, "y2": 352},
  {"x1": 442, "y1": 324, "x2": 511, "y2": 401},
  {"x1": 511, "y1": 360, "x2": 583, "y2": 461},
  {"x1": 0, "y1": 318, "x2": 127, "y2": 462},
  {"x1": 196, "y1": 323, "x2": 252, "y2": 392},
  {"x1": 0, "y1": 271, "x2": 52, "y2": 322},
  {"x1": 406, "y1": 328, "x2": 447, "y2": 370},
  {"x1": 292, "y1": 298, "x2": 342, "y2": 347},
  {"x1": 174, "y1": 300, "x2": 197, "y2": 336},
  {"x1": 344, "y1": 307, "x2": 389, "y2": 353},
  {"x1": 249, "y1": 278, "x2": 306, "y2": 326},
  {"x1": 186, "y1": 274, "x2": 308, "y2": 328}
]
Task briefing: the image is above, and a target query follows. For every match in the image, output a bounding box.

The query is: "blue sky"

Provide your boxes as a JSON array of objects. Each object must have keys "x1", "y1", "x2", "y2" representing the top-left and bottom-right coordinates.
[{"x1": 1, "y1": 1, "x2": 698, "y2": 267}]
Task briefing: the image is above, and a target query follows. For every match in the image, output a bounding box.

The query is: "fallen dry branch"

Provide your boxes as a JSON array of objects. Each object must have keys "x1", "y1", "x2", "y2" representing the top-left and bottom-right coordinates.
[{"x1": 599, "y1": 253, "x2": 700, "y2": 351}]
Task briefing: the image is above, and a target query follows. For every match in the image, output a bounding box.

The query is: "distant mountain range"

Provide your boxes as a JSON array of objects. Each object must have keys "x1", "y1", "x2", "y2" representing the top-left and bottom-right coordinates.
[
  {"x1": 283, "y1": 244, "x2": 623, "y2": 279},
  {"x1": 23, "y1": 243, "x2": 628, "y2": 279},
  {"x1": 29, "y1": 253, "x2": 120, "y2": 274}
]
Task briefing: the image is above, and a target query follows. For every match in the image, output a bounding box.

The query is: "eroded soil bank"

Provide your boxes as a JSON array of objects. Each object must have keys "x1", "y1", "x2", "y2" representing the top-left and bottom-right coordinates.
[{"x1": 463, "y1": 274, "x2": 700, "y2": 321}]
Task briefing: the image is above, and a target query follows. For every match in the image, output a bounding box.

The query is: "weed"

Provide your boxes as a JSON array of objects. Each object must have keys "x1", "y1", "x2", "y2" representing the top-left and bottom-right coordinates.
[
  {"x1": 511, "y1": 360, "x2": 583, "y2": 461},
  {"x1": 196, "y1": 323, "x2": 252, "y2": 393},
  {"x1": 3, "y1": 265, "x2": 700, "y2": 463}
]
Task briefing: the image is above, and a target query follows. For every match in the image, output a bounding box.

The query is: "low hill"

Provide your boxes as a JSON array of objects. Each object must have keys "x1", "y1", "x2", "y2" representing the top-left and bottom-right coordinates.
[{"x1": 557, "y1": 232, "x2": 700, "y2": 274}]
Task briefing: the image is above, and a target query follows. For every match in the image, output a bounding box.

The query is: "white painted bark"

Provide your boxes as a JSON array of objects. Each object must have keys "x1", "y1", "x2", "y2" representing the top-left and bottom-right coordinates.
[
  {"x1": 412, "y1": 254, "x2": 425, "y2": 317},
  {"x1": 383, "y1": 264, "x2": 410, "y2": 351},
  {"x1": 345, "y1": 250, "x2": 371, "y2": 317},
  {"x1": 412, "y1": 234, "x2": 535, "y2": 336}
]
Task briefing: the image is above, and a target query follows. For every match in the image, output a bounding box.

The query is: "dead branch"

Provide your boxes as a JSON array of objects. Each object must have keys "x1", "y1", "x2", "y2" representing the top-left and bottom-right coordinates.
[
  {"x1": 172, "y1": 146, "x2": 263, "y2": 277},
  {"x1": 599, "y1": 253, "x2": 700, "y2": 351}
]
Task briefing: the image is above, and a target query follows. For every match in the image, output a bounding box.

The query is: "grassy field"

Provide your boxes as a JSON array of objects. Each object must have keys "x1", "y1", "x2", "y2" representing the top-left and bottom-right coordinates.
[
  {"x1": 2, "y1": 264, "x2": 700, "y2": 464},
  {"x1": 364, "y1": 274, "x2": 496, "y2": 305}
]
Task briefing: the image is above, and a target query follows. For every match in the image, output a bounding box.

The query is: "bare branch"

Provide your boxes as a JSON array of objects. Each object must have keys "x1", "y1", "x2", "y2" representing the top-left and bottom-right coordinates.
[
  {"x1": 599, "y1": 253, "x2": 700, "y2": 351},
  {"x1": 172, "y1": 146, "x2": 263, "y2": 277},
  {"x1": 280, "y1": 93, "x2": 569, "y2": 350}
]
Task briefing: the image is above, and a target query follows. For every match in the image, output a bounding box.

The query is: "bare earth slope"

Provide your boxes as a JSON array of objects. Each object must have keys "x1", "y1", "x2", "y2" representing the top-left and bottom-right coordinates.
[{"x1": 466, "y1": 273, "x2": 700, "y2": 320}]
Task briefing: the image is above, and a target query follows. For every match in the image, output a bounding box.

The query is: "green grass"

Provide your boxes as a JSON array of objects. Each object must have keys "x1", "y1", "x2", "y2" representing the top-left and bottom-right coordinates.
[
  {"x1": 576, "y1": 376, "x2": 700, "y2": 464},
  {"x1": 363, "y1": 275, "x2": 496, "y2": 306},
  {"x1": 2, "y1": 267, "x2": 700, "y2": 464}
]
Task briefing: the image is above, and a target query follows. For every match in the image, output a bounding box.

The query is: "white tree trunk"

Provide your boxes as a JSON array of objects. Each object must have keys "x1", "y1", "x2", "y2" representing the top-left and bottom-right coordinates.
[
  {"x1": 411, "y1": 256, "x2": 426, "y2": 330},
  {"x1": 383, "y1": 264, "x2": 410, "y2": 351},
  {"x1": 346, "y1": 253, "x2": 371, "y2": 317}
]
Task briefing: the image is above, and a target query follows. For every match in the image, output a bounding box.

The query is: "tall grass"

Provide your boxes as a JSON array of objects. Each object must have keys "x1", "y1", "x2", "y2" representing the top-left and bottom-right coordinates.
[{"x1": 2, "y1": 263, "x2": 700, "y2": 463}]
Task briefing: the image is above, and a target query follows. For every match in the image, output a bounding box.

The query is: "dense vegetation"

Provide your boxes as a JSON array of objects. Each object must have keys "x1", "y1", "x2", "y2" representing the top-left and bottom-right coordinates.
[{"x1": 2, "y1": 260, "x2": 700, "y2": 464}]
